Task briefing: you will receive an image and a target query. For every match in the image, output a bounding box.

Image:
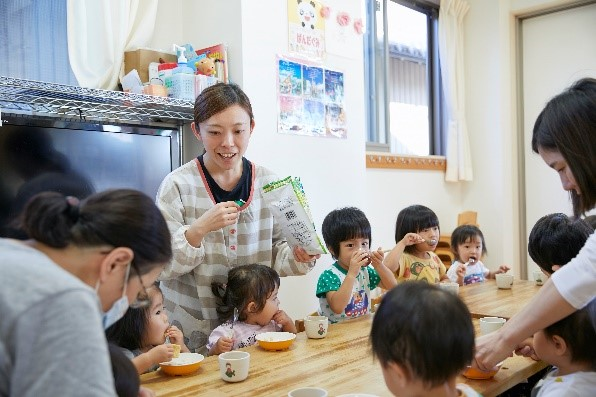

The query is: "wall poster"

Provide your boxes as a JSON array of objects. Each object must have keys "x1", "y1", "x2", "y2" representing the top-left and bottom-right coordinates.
[
  {"x1": 277, "y1": 55, "x2": 346, "y2": 139},
  {"x1": 287, "y1": 0, "x2": 326, "y2": 60}
]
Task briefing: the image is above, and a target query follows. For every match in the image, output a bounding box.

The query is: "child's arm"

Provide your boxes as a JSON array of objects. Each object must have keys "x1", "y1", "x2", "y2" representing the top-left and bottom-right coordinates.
[
  {"x1": 370, "y1": 248, "x2": 397, "y2": 290},
  {"x1": 384, "y1": 233, "x2": 424, "y2": 272},
  {"x1": 165, "y1": 325, "x2": 190, "y2": 353},
  {"x1": 326, "y1": 250, "x2": 368, "y2": 314},
  {"x1": 513, "y1": 337, "x2": 539, "y2": 361},
  {"x1": 455, "y1": 264, "x2": 466, "y2": 286},
  {"x1": 487, "y1": 264, "x2": 511, "y2": 279},
  {"x1": 273, "y1": 310, "x2": 297, "y2": 333},
  {"x1": 209, "y1": 336, "x2": 234, "y2": 356},
  {"x1": 131, "y1": 344, "x2": 174, "y2": 375},
  {"x1": 207, "y1": 324, "x2": 234, "y2": 356}
]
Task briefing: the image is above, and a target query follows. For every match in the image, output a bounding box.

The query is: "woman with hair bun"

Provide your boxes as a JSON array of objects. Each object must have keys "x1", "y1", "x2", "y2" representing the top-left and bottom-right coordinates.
[{"x1": 0, "y1": 189, "x2": 172, "y2": 397}]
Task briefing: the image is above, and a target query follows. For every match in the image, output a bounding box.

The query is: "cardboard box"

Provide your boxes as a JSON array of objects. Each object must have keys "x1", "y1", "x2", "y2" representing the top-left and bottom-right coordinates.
[{"x1": 124, "y1": 49, "x2": 176, "y2": 83}]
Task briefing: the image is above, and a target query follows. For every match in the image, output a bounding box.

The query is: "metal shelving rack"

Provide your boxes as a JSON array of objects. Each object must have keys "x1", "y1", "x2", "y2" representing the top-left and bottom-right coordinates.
[{"x1": 0, "y1": 76, "x2": 193, "y2": 126}]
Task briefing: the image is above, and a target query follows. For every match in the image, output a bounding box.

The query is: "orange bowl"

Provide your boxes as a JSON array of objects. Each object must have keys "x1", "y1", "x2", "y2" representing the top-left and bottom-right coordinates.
[
  {"x1": 462, "y1": 362, "x2": 502, "y2": 380},
  {"x1": 255, "y1": 332, "x2": 296, "y2": 351},
  {"x1": 159, "y1": 353, "x2": 204, "y2": 376}
]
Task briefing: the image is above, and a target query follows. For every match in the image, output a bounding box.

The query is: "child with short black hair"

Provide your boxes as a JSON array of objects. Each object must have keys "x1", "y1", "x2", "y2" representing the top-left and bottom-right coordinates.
[
  {"x1": 513, "y1": 212, "x2": 594, "y2": 364},
  {"x1": 384, "y1": 204, "x2": 449, "y2": 283},
  {"x1": 106, "y1": 283, "x2": 189, "y2": 374},
  {"x1": 370, "y1": 282, "x2": 480, "y2": 396},
  {"x1": 531, "y1": 300, "x2": 596, "y2": 395},
  {"x1": 208, "y1": 264, "x2": 296, "y2": 355},
  {"x1": 528, "y1": 213, "x2": 593, "y2": 275},
  {"x1": 317, "y1": 207, "x2": 396, "y2": 322},
  {"x1": 446, "y1": 225, "x2": 510, "y2": 286}
]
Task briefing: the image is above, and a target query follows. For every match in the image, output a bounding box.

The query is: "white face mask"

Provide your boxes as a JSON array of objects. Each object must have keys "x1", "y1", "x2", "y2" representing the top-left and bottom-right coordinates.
[{"x1": 98, "y1": 262, "x2": 131, "y2": 330}]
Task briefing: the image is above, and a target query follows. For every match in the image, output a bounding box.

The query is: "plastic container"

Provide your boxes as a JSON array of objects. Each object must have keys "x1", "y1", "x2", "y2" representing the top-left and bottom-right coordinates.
[{"x1": 166, "y1": 46, "x2": 195, "y2": 101}]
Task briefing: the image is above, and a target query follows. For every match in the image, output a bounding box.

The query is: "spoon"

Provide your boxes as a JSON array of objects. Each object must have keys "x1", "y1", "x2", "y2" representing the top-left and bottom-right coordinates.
[
  {"x1": 164, "y1": 325, "x2": 171, "y2": 344},
  {"x1": 425, "y1": 238, "x2": 438, "y2": 245},
  {"x1": 229, "y1": 307, "x2": 239, "y2": 338}
]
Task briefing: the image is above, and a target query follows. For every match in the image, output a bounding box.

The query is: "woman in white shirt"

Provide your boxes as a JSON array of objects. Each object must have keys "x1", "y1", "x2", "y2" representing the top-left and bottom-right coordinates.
[{"x1": 475, "y1": 77, "x2": 596, "y2": 371}]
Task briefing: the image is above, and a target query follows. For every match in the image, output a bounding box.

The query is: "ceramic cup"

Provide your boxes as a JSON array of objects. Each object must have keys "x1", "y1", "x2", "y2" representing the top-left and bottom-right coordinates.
[
  {"x1": 495, "y1": 273, "x2": 514, "y2": 289},
  {"x1": 533, "y1": 270, "x2": 545, "y2": 286},
  {"x1": 304, "y1": 315, "x2": 329, "y2": 339},
  {"x1": 439, "y1": 281, "x2": 459, "y2": 295},
  {"x1": 479, "y1": 317, "x2": 506, "y2": 335},
  {"x1": 218, "y1": 351, "x2": 250, "y2": 382},
  {"x1": 288, "y1": 387, "x2": 328, "y2": 397}
]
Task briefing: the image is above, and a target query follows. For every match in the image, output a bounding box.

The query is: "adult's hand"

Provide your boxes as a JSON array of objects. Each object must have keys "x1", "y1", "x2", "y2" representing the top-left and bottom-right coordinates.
[
  {"x1": 185, "y1": 201, "x2": 239, "y2": 247},
  {"x1": 474, "y1": 330, "x2": 514, "y2": 371},
  {"x1": 293, "y1": 246, "x2": 321, "y2": 263},
  {"x1": 475, "y1": 278, "x2": 577, "y2": 371}
]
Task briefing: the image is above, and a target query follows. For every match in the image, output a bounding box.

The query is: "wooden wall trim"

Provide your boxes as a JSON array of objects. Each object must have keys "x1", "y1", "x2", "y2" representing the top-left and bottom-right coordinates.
[{"x1": 366, "y1": 152, "x2": 446, "y2": 171}]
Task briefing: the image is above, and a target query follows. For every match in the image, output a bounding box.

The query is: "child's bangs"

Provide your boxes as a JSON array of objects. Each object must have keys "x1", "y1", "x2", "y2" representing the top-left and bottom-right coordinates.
[
  {"x1": 415, "y1": 213, "x2": 439, "y2": 231},
  {"x1": 341, "y1": 220, "x2": 371, "y2": 243}
]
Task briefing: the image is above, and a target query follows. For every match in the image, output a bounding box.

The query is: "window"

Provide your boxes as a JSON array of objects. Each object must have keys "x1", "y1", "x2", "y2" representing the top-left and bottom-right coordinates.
[
  {"x1": 364, "y1": 0, "x2": 445, "y2": 156},
  {"x1": 0, "y1": 0, "x2": 76, "y2": 85}
]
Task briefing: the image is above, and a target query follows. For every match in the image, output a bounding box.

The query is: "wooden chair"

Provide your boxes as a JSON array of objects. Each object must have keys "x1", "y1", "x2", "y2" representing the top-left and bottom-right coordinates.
[
  {"x1": 457, "y1": 211, "x2": 478, "y2": 227},
  {"x1": 435, "y1": 249, "x2": 454, "y2": 270},
  {"x1": 295, "y1": 311, "x2": 318, "y2": 333}
]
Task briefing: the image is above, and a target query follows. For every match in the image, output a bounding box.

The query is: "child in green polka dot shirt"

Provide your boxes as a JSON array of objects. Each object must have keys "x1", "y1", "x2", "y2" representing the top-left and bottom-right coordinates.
[{"x1": 316, "y1": 207, "x2": 397, "y2": 323}]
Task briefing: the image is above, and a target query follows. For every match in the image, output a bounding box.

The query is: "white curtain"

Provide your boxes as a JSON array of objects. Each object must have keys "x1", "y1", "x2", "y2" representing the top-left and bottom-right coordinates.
[
  {"x1": 67, "y1": 0, "x2": 158, "y2": 89},
  {"x1": 439, "y1": 0, "x2": 473, "y2": 182}
]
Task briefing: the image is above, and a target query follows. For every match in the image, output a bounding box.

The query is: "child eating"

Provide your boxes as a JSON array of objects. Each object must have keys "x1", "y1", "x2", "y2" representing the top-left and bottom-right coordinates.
[
  {"x1": 384, "y1": 204, "x2": 449, "y2": 283},
  {"x1": 446, "y1": 224, "x2": 510, "y2": 285},
  {"x1": 316, "y1": 207, "x2": 396, "y2": 323},
  {"x1": 106, "y1": 283, "x2": 189, "y2": 374},
  {"x1": 208, "y1": 264, "x2": 296, "y2": 355}
]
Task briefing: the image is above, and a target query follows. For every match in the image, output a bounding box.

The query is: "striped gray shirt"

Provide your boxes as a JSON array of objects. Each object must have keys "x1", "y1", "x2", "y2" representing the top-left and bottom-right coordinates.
[{"x1": 156, "y1": 159, "x2": 315, "y2": 353}]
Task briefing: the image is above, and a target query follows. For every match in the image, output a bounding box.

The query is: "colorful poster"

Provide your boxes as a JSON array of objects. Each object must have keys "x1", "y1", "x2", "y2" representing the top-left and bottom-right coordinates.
[
  {"x1": 278, "y1": 95, "x2": 304, "y2": 134},
  {"x1": 324, "y1": 69, "x2": 344, "y2": 104},
  {"x1": 278, "y1": 59, "x2": 303, "y2": 96},
  {"x1": 303, "y1": 65, "x2": 324, "y2": 100},
  {"x1": 277, "y1": 56, "x2": 345, "y2": 139},
  {"x1": 287, "y1": 0, "x2": 326, "y2": 60}
]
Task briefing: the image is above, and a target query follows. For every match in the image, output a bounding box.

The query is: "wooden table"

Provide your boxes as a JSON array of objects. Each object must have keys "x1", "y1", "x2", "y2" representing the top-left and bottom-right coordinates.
[
  {"x1": 459, "y1": 279, "x2": 542, "y2": 319},
  {"x1": 141, "y1": 314, "x2": 546, "y2": 397}
]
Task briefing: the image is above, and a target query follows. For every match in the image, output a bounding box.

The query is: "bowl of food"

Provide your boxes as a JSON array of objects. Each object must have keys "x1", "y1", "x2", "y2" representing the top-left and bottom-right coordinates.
[
  {"x1": 159, "y1": 353, "x2": 204, "y2": 376},
  {"x1": 255, "y1": 332, "x2": 296, "y2": 351},
  {"x1": 462, "y1": 362, "x2": 503, "y2": 380}
]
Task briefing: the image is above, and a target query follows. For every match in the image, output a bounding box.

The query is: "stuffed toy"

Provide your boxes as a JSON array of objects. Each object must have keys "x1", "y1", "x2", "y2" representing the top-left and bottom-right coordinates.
[{"x1": 195, "y1": 57, "x2": 216, "y2": 76}]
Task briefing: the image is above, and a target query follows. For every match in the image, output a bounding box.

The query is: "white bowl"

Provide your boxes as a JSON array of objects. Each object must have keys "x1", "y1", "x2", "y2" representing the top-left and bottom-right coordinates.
[{"x1": 159, "y1": 353, "x2": 204, "y2": 375}]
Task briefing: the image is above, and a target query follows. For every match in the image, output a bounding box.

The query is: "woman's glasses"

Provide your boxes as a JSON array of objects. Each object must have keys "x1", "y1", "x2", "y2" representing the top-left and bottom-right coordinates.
[{"x1": 129, "y1": 263, "x2": 152, "y2": 309}]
